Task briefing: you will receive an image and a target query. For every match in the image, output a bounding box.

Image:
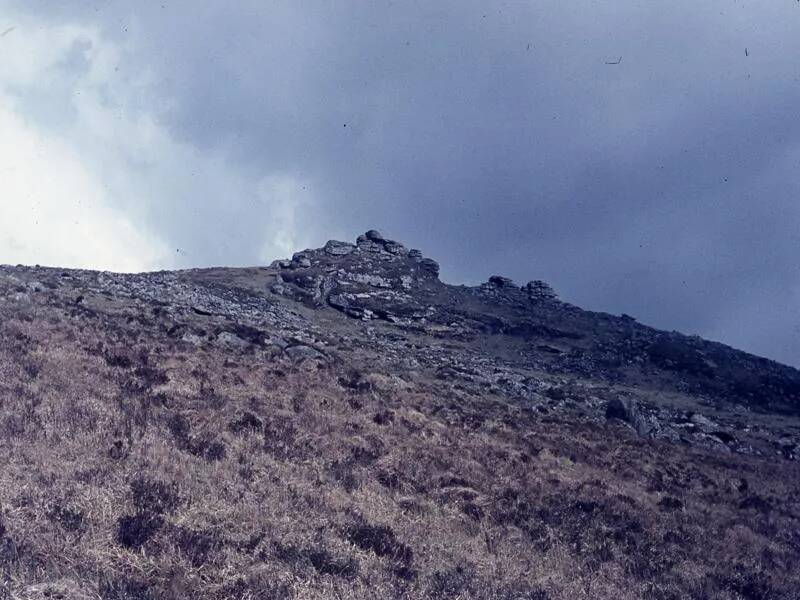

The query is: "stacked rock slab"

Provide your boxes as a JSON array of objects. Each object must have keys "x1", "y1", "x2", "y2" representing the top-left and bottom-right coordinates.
[
  {"x1": 525, "y1": 280, "x2": 557, "y2": 301},
  {"x1": 271, "y1": 231, "x2": 440, "y2": 324}
]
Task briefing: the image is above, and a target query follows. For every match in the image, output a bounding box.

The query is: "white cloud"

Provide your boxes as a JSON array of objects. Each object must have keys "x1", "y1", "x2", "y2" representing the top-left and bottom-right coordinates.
[
  {"x1": 0, "y1": 101, "x2": 168, "y2": 271},
  {"x1": 0, "y1": 11, "x2": 310, "y2": 271},
  {"x1": 256, "y1": 175, "x2": 316, "y2": 262},
  {"x1": 0, "y1": 17, "x2": 170, "y2": 271}
]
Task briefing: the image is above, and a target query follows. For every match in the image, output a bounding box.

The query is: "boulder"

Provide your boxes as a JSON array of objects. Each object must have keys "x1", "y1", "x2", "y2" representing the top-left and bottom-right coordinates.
[
  {"x1": 324, "y1": 240, "x2": 356, "y2": 256},
  {"x1": 355, "y1": 237, "x2": 384, "y2": 253},
  {"x1": 343, "y1": 273, "x2": 393, "y2": 288},
  {"x1": 365, "y1": 229, "x2": 385, "y2": 242},
  {"x1": 418, "y1": 258, "x2": 440, "y2": 278},
  {"x1": 489, "y1": 276, "x2": 515, "y2": 288},
  {"x1": 290, "y1": 253, "x2": 312, "y2": 268},
  {"x1": 285, "y1": 344, "x2": 326, "y2": 363},
  {"x1": 383, "y1": 241, "x2": 408, "y2": 255},
  {"x1": 689, "y1": 413, "x2": 716, "y2": 429},
  {"x1": 525, "y1": 280, "x2": 557, "y2": 301},
  {"x1": 606, "y1": 397, "x2": 652, "y2": 438},
  {"x1": 216, "y1": 331, "x2": 250, "y2": 349}
]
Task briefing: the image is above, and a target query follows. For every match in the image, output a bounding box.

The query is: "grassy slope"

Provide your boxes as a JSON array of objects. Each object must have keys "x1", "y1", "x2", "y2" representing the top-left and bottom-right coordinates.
[{"x1": 0, "y1": 274, "x2": 799, "y2": 600}]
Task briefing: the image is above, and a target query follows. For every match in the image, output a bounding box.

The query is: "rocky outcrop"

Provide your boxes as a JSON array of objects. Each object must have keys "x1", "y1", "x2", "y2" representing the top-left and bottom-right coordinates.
[
  {"x1": 4, "y1": 229, "x2": 799, "y2": 462},
  {"x1": 525, "y1": 280, "x2": 557, "y2": 301},
  {"x1": 269, "y1": 231, "x2": 440, "y2": 325},
  {"x1": 263, "y1": 229, "x2": 800, "y2": 419}
]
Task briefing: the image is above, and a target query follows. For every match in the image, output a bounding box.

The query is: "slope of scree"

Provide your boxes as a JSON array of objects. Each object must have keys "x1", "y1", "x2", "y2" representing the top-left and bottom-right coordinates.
[{"x1": 0, "y1": 229, "x2": 798, "y2": 600}]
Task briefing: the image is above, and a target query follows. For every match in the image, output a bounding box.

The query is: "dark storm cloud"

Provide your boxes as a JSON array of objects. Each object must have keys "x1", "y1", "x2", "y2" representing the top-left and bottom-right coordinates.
[{"x1": 4, "y1": 0, "x2": 800, "y2": 365}]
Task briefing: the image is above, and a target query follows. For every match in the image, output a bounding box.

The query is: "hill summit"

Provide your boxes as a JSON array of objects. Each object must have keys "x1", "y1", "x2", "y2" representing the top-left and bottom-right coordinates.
[{"x1": 0, "y1": 231, "x2": 798, "y2": 599}]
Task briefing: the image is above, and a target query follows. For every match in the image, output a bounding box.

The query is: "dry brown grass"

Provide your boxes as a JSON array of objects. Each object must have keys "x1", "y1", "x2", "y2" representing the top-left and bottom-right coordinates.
[{"x1": 0, "y1": 286, "x2": 799, "y2": 600}]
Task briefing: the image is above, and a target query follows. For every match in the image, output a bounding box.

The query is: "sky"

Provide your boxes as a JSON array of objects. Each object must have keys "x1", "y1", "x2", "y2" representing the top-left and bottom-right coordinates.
[{"x1": 0, "y1": 1, "x2": 799, "y2": 366}]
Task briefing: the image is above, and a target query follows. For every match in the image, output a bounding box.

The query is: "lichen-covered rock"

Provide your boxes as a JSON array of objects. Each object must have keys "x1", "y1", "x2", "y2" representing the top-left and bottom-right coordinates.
[
  {"x1": 324, "y1": 240, "x2": 356, "y2": 256},
  {"x1": 365, "y1": 229, "x2": 385, "y2": 242},
  {"x1": 489, "y1": 276, "x2": 515, "y2": 288},
  {"x1": 418, "y1": 258, "x2": 439, "y2": 278},
  {"x1": 525, "y1": 280, "x2": 557, "y2": 301},
  {"x1": 284, "y1": 344, "x2": 326, "y2": 363},
  {"x1": 606, "y1": 397, "x2": 653, "y2": 438}
]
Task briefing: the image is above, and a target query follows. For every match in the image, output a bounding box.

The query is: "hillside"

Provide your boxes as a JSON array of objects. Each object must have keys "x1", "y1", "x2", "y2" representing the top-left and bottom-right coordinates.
[{"x1": 0, "y1": 230, "x2": 798, "y2": 599}]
